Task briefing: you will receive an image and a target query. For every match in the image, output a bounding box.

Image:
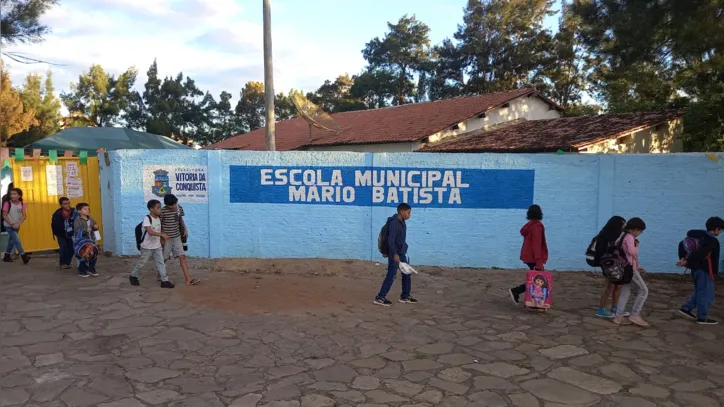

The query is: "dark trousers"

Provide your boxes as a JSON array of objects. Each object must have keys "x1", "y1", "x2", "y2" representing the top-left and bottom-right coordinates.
[
  {"x1": 683, "y1": 268, "x2": 715, "y2": 320},
  {"x1": 377, "y1": 254, "x2": 410, "y2": 299},
  {"x1": 511, "y1": 263, "x2": 537, "y2": 295},
  {"x1": 57, "y1": 236, "x2": 74, "y2": 266},
  {"x1": 77, "y1": 256, "x2": 97, "y2": 273}
]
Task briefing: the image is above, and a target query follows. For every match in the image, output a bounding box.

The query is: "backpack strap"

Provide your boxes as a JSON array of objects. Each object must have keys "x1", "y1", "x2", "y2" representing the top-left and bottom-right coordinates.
[{"x1": 141, "y1": 215, "x2": 151, "y2": 242}]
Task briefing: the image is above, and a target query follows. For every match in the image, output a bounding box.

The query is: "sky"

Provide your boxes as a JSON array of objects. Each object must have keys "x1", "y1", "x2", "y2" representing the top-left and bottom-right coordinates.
[{"x1": 3, "y1": 0, "x2": 563, "y2": 104}]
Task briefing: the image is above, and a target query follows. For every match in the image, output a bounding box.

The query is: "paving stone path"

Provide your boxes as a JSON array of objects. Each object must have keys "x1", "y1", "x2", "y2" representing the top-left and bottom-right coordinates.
[{"x1": 2, "y1": 256, "x2": 724, "y2": 407}]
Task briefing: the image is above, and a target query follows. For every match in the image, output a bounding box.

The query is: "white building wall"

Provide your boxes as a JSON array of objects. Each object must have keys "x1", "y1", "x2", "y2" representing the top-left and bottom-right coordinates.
[
  {"x1": 427, "y1": 95, "x2": 561, "y2": 144},
  {"x1": 304, "y1": 95, "x2": 560, "y2": 153}
]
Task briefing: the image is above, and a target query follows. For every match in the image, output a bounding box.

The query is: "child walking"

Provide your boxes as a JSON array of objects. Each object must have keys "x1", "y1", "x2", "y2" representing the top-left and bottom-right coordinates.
[
  {"x1": 613, "y1": 217, "x2": 649, "y2": 326},
  {"x1": 374, "y1": 203, "x2": 415, "y2": 306},
  {"x1": 160, "y1": 194, "x2": 199, "y2": 286},
  {"x1": 2, "y1": 188, "x2": 30, "y2": 264},
  {"x1": 590, "y1": 216, "x2": 627, "y2": 318},
  {"x1": 51, "y1": 197, "x2": 76, "y2": 269},
  {"x1": 73, "y1": 203, "x2": 100, "y2": 277},
  {"x1": 509, "y1": 205, "x2": 547, "y2": 305},
  {"x1": 677, "y1": 217, "x2": 724, "y2": 325},
  {"x1": 130, "y1": 200, "x2": 174, "y2": 288}
]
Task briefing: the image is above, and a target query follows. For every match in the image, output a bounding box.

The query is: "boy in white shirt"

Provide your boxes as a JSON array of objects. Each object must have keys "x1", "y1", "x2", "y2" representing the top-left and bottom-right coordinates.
[{"x1": 130, "y1": 200, "x2": 174, "y2": 288}]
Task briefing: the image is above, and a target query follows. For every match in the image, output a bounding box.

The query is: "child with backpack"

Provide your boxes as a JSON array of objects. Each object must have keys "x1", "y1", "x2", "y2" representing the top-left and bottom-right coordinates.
[
  {"x1": 587, "y1": 216, "x2": 627, "y2": 318},
  {"x1": 2, "y1": 188, "x2": 30, "y2": 264},
  {"x1": 611, "y1": 217, "x2": 649, "y2": 326},
  {"x1": 73, "y1": 203, "x2": 99, "y2": 277},
  {"x1": 374, "y1": 203, "x2": 415, "y2": 306},
  {"x1": 677, "y1": 216, "x2": 724, "y2": 325},
  {"x1": 508, "y1": 205, "x2": 548, "y2": 305},
  {"x1": 131, "y1": 200, "x2": 173, "y2": 288}
]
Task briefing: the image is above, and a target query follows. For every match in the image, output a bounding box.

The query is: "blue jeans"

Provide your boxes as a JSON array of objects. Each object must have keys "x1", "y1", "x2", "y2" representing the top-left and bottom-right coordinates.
[
  {"x1": 5, "y1": 228, "x2": 24, "y2": 255},
  {"x1": 683, "y1": 268, "x2": 715, "y2": 320},
  {"x1": 57, "y1": 236, "x2": 74, "y2": 266},
  {"x1": 377, "y1": 254, "x2": 411, "y2": 299}
]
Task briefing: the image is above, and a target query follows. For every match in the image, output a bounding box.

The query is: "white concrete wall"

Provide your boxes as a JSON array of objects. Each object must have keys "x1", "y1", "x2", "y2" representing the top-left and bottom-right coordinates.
[
  {"x1": 427, "y1": 95, "x2": 561, "y2": 144},
  {"x1": 581, "y1": 118, "x2": 684, "y2": 154},
  {"x1": 305, "y1": 95, "x2": 560, "y2": 153}
]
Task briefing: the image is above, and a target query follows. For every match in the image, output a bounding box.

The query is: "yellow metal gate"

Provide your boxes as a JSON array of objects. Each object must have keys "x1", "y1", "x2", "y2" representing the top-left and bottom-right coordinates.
[{"x1": 8, "y1": 157, "x2": 103, "y2": 253}]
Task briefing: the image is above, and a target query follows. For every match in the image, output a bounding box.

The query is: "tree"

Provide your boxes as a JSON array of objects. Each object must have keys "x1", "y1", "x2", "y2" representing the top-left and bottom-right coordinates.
[
  {"x1": 537, "y1": 1, "x2": 591, "y2": 108},
  {"x1": 235, "y1": 81, "x2": 265, "y2": 132},
  {"x1": 349, "y1": 70, "x2": 395, "y2": 109},
  {"x1": 275, "y1": 92, "x2": 296, "y2": 121},
  {"x1": 362, "y1": 15, "x2": 432, "y2": 105},
  {"x1": 572, "y1": 0, "x2": 724, "y2": 150},
  {"x1": 0, "y1": 67, "x2": 37, "y2": 146},
  {"x1": 307, "y1": 74, "x2": 366, "y2": 113},
  {"x1": 452, "y1": 0, "x2": 554, "y2": 95},
  {"x1": 0, "y1": 0, "x2": 58, "y2": 45},
  {"x1": 10, "y1": 70, "x2": 61, "y2": 146},
  {"x1": 61, "y1": 64, "x2": 138, "y2": 127}
]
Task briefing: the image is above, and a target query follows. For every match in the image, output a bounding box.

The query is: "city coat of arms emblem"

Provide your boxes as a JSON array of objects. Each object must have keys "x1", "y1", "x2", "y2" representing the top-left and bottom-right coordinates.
[{"x1": 152, "y1": 169, "x2": 171, "y2": 198}]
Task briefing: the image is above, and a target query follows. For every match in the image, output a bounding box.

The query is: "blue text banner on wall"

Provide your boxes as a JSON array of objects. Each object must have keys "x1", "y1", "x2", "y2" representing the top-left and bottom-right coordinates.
[{"x1": 229, "y1": 166, "x2": 534, "y2": 209}]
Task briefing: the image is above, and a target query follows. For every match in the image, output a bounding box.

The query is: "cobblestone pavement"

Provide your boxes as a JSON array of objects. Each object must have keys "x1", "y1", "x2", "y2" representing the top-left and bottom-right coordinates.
[{"x1": 2, "y1": 256, "x2": 724, "y2": 407}]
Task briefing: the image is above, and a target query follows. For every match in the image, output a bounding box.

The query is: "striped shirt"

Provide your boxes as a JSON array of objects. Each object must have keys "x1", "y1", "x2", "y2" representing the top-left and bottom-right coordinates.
[{"x1": 160, "y1": 205, "x2": 185, "y2": 238}]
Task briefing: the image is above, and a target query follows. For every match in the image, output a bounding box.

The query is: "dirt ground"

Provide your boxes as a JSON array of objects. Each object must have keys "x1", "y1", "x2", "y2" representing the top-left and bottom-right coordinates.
[{"x1": 174, "y1": 257, "x2": 697, "y2": 317}]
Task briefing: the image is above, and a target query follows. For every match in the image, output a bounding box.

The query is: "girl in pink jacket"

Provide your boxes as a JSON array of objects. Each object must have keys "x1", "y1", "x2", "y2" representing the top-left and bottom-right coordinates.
[{"x1": 613, "y1": 217, "x2": 649, "y2": 326}]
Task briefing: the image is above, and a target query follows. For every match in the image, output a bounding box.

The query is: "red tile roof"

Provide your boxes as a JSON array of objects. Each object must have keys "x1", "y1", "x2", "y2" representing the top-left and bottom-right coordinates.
[
  {"x1": 207, "y1": 88, "x2": 560, "y2": 151},
  {"x1": 419, "y1": 111, "x2": 685, "y2": 153}
]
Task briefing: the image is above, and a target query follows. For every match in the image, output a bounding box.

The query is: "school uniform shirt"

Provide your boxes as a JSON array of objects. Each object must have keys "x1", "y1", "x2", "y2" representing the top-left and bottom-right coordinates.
[
  {"x1": 2, "y1": 201, "x2": 25, "y2": 228},
  {"x1": 141, "y1": 215, "x2": 163, "y2": 250}
]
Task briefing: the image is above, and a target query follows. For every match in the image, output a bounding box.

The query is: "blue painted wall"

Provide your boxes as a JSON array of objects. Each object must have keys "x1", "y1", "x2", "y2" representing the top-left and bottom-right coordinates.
[{"x1": 101, "y1": 150, "x2": 724, "y2": 273}]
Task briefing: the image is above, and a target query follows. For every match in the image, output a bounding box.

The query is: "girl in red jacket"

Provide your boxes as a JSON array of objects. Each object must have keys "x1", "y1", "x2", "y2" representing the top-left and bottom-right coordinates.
[{"x1": 509, "y1": 204, "x2": 548, "y2": 305}]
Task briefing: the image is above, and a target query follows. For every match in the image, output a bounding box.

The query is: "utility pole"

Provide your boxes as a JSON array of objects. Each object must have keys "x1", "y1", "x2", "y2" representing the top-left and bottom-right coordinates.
[{"x1": 262, "y1": 0, "x2": 276, "y2": 151}]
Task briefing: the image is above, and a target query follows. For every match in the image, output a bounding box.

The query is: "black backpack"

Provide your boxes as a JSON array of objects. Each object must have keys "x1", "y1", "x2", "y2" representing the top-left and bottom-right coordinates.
[
  {"x1": 134, "y1": 215, "x2": 151, "y2": 251},
  {"x1": 585, "y1": 238, "x2": 598, "y2": 267},
  {"x1": 378, "y1": 218, "x2": 394, "y2": 258}
]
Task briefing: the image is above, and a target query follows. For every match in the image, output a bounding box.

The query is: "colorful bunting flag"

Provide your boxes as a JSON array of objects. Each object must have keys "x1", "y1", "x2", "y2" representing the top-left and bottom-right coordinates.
[
  {"x1": 2, "y1": 160, "x2": 10, "y2": 169},
  {"x1": 79, "y1": 150, "x2": 88, "y2": 165},
  {"x1": 49, "y1": 149, "x2": 58, "y2": 164},
  {"x1": 32, "y1": 149, "x2": 41, "y2": 160},
  {"x1": 63, "y1": 150, "x2": 73, "y2": 158},
  {"x1": 14, "y1": 148, "x2": 24, "y2": 162},
  {"x1": 0, "y1": 148, "x2": 9, "y2": 163}
]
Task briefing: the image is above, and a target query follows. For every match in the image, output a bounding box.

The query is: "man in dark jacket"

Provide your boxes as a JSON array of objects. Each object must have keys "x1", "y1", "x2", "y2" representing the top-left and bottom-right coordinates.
[
  {"x1": 374, "y1": 203, "x2": 415, "y2": 306},
  {"x1": 678, "y1": 216, "x2": 724, "y2": 325},
  {"x1": 51, "y1": 197, "x2": 75, "y2": 269}
]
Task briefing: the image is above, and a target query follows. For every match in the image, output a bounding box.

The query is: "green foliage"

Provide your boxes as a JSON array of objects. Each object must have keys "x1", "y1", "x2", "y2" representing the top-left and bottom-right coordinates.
[
  {"x1": 0, "y1": 0, "x2": 58, "y2": 44},
  {"x1": 572, "y1": 0, "x2": 724, "y2": 151},
  {"x1": 61, "y1": 64, "x2": 138, "y2": 127},
  {"x1": 31, "y1": 0, "x2": 723, "y2": 150},
  {"x1": 11, "y1": 70, "x2": 61, "y2": 146},
  {"x1": 362, "y1": 15, "x2": 432, "y2": 105}
]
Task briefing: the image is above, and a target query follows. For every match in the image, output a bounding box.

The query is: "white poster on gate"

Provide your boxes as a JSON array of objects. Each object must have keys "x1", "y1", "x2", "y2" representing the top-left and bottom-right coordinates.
[
  {"x1": 143, "y1": 165, "x2": 208, "y2": 203},
  {"x1": 45, "y1": 165, "x2": 64, "y2": 196}
]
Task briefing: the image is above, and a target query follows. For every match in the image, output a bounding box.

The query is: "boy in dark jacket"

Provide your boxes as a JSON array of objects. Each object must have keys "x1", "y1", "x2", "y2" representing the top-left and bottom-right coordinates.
[
  {"x1": 677, "y1": 216, "x2": 724, "y2": 325},
  {"x1": 374, "y1": 203, "x2": 415, "y2": 306},
  {"x1": 51, "y1": 197, "x2": 75, "y2": 269}
]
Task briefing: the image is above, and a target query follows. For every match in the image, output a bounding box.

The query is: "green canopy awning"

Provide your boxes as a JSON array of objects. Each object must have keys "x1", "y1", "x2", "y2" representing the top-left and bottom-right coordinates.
[{"x1": 30, "y1": 127, "x2": 192, "y2": 156}]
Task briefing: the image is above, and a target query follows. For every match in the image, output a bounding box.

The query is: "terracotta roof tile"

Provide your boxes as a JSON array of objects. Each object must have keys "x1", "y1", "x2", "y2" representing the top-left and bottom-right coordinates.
[
  {"x1": 419, "y1": 111, "x2": 685, "y2": 153},
  {"x1": 207, "y1": 88, "x2": 557, "y2": 151}
]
